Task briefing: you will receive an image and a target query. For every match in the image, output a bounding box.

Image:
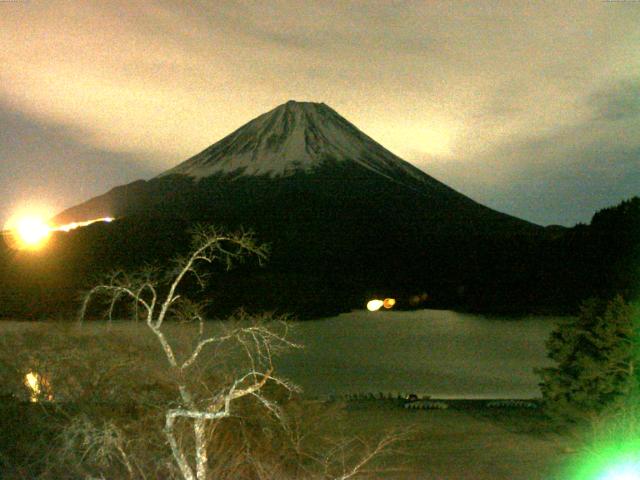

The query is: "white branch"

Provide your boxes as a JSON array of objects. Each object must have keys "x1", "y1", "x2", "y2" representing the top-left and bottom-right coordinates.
[
  {"x1": 334, "y1": 432, "x2": 407, "y2": 480},
  {"x1": 181, "y1": 336, "x2": 228, "y2": 370}
]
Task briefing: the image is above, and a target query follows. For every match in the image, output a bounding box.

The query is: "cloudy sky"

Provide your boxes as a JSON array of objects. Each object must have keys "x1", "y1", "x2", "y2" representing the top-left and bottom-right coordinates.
[{"x1": 0, "y1": 0, "x2": 638, "y2": 226}]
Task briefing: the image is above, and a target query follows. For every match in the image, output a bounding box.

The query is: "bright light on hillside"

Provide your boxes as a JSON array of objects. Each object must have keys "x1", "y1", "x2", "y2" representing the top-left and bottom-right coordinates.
[
  {"x1": 3, "y1": 210, "x2": 115, "y2": 251},
  {"x1": 7, "y1": 215, "x2": 52, "y2": 250},
  {"x1": 17, "y1": 216, "x2": 50, "y2": 245}
]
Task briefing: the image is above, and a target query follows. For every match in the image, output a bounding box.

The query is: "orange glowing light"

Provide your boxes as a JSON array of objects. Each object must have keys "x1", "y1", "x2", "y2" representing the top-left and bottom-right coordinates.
[
  {"x1": 3, "y1": 212, "x2": 115, "y2": 251},
  {"x1": 3, "y1": 215, "x2": 52, "y2": 250},
  {"x1": 367, "y1": 299, "x2": 384, "y2": 312},
  {"x1": 383, "y1": 298, "x2": 396, "y2": 309},
  {"x1": 16, "y1": 217, "x2": 50, "y2": 245}
]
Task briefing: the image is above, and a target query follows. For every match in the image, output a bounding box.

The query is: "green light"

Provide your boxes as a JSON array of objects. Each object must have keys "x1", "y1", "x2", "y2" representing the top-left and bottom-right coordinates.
[
  {"x1": 564, "y1": 440, "x2": 640, "y2": 479},
  {"x1": 597, "y1": 461, "x2": 640, "y2": 480}
]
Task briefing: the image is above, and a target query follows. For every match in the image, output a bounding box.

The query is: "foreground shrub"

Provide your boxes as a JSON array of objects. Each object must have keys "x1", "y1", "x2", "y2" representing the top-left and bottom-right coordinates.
[{"x1": 537, "y1": 296, "x2": 638, "y2": 426}]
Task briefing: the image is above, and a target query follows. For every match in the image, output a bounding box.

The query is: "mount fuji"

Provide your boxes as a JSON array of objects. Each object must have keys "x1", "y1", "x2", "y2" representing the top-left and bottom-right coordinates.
[
  {"x1": 50, "y1": 101, "x2": 545, "y2": 316},
  {"x1": 55, "y1": 101, "x2": 536, "y2": 232}
]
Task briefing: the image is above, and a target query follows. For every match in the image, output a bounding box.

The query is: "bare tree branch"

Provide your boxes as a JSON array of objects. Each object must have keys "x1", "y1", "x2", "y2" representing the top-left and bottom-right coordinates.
[{"x1": 79, "y1": 226, "x2": 297, "y2": 480}]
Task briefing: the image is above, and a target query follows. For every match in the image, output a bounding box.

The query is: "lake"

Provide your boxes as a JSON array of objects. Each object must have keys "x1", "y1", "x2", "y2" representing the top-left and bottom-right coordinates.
[
  {"x1": 278, "y1": 309, "x2": 566, "y2": 399},
  {"x1": 1, "y1": 310, "x2": 566, "y2": 400}
]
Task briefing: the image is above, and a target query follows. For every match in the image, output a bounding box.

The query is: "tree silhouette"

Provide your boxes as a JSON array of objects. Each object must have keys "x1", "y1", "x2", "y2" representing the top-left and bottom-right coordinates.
[{"x1": 537, "y1": 296, "x2": 638, "y2": 424}]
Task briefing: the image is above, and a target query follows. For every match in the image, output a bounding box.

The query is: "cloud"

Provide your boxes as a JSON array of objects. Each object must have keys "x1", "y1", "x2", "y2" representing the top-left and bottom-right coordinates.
[
  {"x1": 410, "y1": 108, "x2": 640, "y2": 226},
  {"x1": 588, "y1": 78, "x2": 640, "y2": 122},
  {"x1": 0, "y1": 103, "x2": 159, "y2": 223},
  {"x1": 0, "y1": 1, "x2": 638, "y2": 225}
]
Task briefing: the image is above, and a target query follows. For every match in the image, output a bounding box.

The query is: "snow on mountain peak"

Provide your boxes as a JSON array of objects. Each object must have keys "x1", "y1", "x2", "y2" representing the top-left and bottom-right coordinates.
[{"x1": 159, "y1": 100, "x2": 435, "y2": 188}]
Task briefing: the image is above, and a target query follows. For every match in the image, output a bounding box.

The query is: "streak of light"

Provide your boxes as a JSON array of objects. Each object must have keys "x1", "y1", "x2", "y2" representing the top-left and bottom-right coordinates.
[
  {"x1": 53, "y1": 216, "x2": 114, "y2": 232},
  {"x1": 2, "y1": 215, "x2": 114, "y2": 250}
]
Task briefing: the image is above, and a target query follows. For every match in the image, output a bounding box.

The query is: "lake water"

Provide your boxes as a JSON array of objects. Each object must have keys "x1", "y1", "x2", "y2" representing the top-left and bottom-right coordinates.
[{"x1": 277, "y1": 309, "x2": 566, "y2": 399}]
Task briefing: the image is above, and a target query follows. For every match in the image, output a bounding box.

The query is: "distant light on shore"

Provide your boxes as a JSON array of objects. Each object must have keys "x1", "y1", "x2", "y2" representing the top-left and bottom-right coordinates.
[
  {"x1": 367, "y1": 298, "x2": 396, "y2": 312},
  {"x1": 367, "y1": 299, "x2": 384, "y2": 312}
]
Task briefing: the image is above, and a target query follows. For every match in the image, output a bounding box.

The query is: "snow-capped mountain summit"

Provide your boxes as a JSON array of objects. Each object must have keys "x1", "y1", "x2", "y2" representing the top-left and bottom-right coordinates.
[
  {"x1": 160, "y1": 100, "x2": 436, "y2": 191},
  {"x1": 55, "y1": 101, "x2": 538, "y2": 237}
]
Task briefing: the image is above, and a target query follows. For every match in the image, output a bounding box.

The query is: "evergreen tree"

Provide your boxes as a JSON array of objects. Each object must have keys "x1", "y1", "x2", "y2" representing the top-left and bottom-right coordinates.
[{"x1": 537, "y1": 296, "x2": 638, "y2": 424}]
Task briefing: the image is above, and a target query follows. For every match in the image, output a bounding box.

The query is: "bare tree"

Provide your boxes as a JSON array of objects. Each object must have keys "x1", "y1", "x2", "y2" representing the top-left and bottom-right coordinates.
[
  {"x1": 76, "y1": 225, "x2": 408, "y2": 480},
  {"x1": 81, "y1": 226, "x2": 301, "y2": 480}
]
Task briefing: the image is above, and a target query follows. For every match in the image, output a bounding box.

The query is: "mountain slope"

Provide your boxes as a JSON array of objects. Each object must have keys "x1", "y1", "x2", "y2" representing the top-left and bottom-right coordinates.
[{"x1": 55, "y1": 100, "x2": 537, "y2": 234}]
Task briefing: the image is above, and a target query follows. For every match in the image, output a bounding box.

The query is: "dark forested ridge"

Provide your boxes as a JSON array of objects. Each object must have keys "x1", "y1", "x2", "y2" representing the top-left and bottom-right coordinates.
[{"x1": 1, "y1": 192, "x2": 638, "y2": 320}]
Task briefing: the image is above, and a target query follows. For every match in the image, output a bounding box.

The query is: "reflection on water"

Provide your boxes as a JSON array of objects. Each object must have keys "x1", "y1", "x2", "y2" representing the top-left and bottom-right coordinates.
[{"x1": 278, "y1": 309, "x2": 567, "y2": 399}]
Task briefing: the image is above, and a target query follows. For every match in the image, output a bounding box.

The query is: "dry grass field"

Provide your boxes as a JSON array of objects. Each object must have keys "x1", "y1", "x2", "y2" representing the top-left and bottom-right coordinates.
[
  {"x1": 335, "y1": 401, "x2": 575, "y2": 479},
  {"x1": 0, "y1": 320, "x2": 579, "y2": 479}
]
